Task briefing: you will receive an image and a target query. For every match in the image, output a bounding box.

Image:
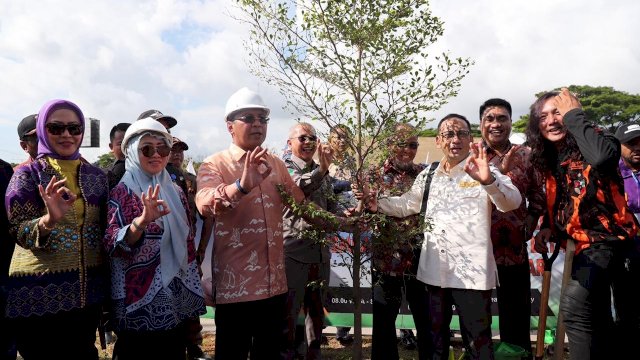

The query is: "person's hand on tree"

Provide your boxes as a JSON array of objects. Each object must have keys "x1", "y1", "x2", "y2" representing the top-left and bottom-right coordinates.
[
  {"x1": 553, "y1": 87, "x2": 582, "y2": 118},
  {"x1": 38, "y1": 175, "x2": 77, "y2": 228},
  {"x1": 239, "y1": 146, "x2": 272, "y2": 191},
  {"x1": 351, "y1": 181, "x2": 377, "y2": 213},
  {"x1": 464, "y1": 142, "x2": 495, "y2": 185}
]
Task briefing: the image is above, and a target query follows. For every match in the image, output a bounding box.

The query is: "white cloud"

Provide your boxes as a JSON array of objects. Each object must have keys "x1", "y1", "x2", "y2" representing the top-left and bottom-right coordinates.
[{"x1": 0, "y1": 0, "x2": 639, "y2": 164}]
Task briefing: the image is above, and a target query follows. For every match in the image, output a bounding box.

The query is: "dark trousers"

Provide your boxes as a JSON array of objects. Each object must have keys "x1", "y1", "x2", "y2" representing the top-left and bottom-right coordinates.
[
  {"x1": 113, "y1": 323, "x2": 187, "y2": 360},
  {"x1": 283, "y1": 259, "x2": 328, "y2": 360},
  {"x1": 427, "y1": 285, "x2": 494, "y2": 360},
  {"x1": 215, "y1": 293, "x2": 288, "y2": 360},
  {"x1": 0, "y1": 289, "x2": 16, "y2": 360},
  {"x1": 612, "y1": 240, "x2": 640, "y2": 358},
  {"x1": 496, "y1": 263, "x2": 532, "y2": 356},
  {"x1": 12, "y1": 305, "x2": 100, "y2": 360},
  {"x1": 560, "y1": 242, "x2": 630, "y2": 360},
  {"x1": 371, "y1": 272, "x2": 430, "y2": 360}
]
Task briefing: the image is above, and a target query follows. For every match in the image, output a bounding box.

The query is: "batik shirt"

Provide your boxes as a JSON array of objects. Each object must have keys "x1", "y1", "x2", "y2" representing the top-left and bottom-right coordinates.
[
  {"x1": 104, "y1": 183, "x2": 205, "y2": 332},
  {"x1": 370, "y1": 160, "x2": 426, "y2": 274},
  {"x1": 195, "y1": 144, "x2": 304, "y2": 304},
  {"x1": 4, "y1": 157, "x2": 108, "y2": 318},
  {"x1": 485, "y1": 143, "x2": 545, "y2": 266}
]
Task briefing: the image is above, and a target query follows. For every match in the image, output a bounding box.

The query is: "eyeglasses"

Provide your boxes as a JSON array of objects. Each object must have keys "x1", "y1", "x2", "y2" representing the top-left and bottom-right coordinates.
[
  {"x1": 291, "y1": 135, "x2": 318, "y2": 143},
  {"x1": 396, "y1": 142, "x2": 419, "y2": 150},
  {"x1": 439, "y1": 130, "x2": 471, "y2": 140},
  {"x1": 234, "y1": 114, "x2": 270, "y2": 124},
  {"x1": 45, "y1": 123, "x2": 83, "y2": 136},
  {"x1": 138, "y1": 144, "x2": 171, "y2": 157}
]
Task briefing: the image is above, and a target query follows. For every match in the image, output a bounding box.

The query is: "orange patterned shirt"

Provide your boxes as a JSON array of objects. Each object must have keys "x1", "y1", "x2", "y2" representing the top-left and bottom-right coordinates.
[{"x1": 195, "y1": 144, "x2": 304, "y2": 304}]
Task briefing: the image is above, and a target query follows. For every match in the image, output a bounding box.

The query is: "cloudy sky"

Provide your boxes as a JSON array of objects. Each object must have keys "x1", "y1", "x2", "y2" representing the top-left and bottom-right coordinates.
[{"x1": 0, "y1": 0, "x2": 638, "y2": 164}]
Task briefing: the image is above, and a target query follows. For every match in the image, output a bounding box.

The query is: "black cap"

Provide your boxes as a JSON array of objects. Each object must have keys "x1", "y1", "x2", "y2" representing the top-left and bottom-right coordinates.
[
  {"x1": 615, "y1": 123, "x2": 640, "y2": 144},
  {"x1": 137, "y1": 109, "x2": 177, "y2": 129},
  {"x1": 171, "y1": 136, "x2": 189, "y2": 150},
  {"x1": 18, "y1": 114, "x2": 37, "y2": 140}
]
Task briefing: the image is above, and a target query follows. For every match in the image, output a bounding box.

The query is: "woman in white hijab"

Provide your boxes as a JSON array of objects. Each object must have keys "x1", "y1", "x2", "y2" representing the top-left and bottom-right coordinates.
[{"x1": 103, "y1": 119, "x2": 205, "y2": 360}]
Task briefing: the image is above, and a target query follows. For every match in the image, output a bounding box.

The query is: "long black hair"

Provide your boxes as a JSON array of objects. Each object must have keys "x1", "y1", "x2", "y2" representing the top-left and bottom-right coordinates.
[{"x1": 525, "y1": 92, "x2": 580, "y2": 174}]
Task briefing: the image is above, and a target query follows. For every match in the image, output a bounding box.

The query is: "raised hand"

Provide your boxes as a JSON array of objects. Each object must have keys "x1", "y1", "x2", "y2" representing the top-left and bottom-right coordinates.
[
  {"x1": 239, "y1": 146, "x2": 272, "y2": 192},
  {"x1": 553, "y1": 87, "x2": 582, "y2": 117},
  {"x1": 38, "y1": 175, "x2": 77, "y2": 226},
  {"x1": 497, "y1": 144, "x2": 520, "y2": 174},
  {"x1": 317, "y1": 143, "x2": 334, "y2": 174},
  {"x1": 139, "y1": 184, "x2": 171, "y2": 225},
  {"x1": 464, "y1": 142, "x2": 494, "y2": 185}
]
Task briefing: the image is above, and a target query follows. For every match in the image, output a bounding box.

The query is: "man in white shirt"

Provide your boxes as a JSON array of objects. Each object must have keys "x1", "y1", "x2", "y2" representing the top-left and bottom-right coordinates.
[{"x1": 366, "y1": 114, "x2": 522, "y2": 359}]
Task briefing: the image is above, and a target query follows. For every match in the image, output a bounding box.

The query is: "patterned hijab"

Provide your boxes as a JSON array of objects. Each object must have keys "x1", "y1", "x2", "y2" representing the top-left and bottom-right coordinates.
[
  {"x1": 36, "y1": 99, "x2": 85, "y2": 160},
  {"x1": 120, "y1": 119, "x2": 189, "y2": 287}
]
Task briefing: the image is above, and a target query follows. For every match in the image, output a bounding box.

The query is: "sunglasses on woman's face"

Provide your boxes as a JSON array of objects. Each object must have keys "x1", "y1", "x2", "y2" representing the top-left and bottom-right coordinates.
[
  {"x1": 45, "y1": 123, "x2": 84, "y2": 136},
  {"x1": 138, "y1": 144, "x2": 171, "y2": 158}
]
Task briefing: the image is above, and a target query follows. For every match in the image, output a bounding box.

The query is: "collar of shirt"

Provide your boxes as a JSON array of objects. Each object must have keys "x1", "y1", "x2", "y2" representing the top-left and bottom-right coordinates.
[
  {"x1": 229, "y1": 143, "x2": 249, "y2": 162},
  {"x1": 382, "y1": 159, "x2": 424, "y2": 177},
  {"x1": 483, "y1": 140, "x2": 513, "y2": 158},
  {"x1": 436, "y1": 154, "x2": 469, "y2": 176},
  {"x1": 290, "y1": 154, "x2": 315, "y2": 172}
]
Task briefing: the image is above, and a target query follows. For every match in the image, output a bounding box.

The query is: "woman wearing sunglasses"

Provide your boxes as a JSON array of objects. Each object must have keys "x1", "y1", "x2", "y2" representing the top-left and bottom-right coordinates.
[
  {"x1": 4, "y1": 99, "x2": 109, "y2": 359},
  {"x1": 104, "y1": 118, "x2": 205, "y2": 359}
]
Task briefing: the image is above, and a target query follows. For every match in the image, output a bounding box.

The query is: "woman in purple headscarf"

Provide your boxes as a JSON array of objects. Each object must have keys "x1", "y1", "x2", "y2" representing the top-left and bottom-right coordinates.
[{"x1": 4, "y1": 99, "x2": 109, "y2": 359}]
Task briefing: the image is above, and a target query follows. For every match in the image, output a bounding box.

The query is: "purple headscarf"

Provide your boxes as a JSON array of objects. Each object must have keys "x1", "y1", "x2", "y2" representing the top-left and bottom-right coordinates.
[{"x1": 36, "y1": 99, "x2": 85, "y2": 160}]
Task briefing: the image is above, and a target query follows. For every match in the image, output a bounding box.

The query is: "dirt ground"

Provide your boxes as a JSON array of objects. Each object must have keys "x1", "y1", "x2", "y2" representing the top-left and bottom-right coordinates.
[{"x1": 87, "y1": 332, "x2": 569, "y2": 360}]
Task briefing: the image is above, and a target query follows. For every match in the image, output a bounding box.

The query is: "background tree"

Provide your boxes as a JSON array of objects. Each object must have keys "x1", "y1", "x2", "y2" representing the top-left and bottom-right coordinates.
[
  {"x1": 94, "y1": 152, "x2": 115, "y2": 169},
  {"x1": 512, "y1": 116, "x2": 528, "y2": 133},
  {"x1": 236, "y1": 0, "x2": 471, "y2": 357}
]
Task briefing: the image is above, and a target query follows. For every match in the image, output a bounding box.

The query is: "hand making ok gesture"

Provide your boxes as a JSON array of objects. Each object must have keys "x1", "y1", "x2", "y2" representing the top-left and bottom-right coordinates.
[
  {"x1": 38, "y1": 175, "x2": 77, "y2": 227},
  {"x1": 464, "y1": 142, "x2": 496, "y2": 185},
  {"x1": 239, "y1": 146, "x2": 273, "y2": 192},
  {"x1": 139, "y1": 184, "x2": 171, "y2": 224}
]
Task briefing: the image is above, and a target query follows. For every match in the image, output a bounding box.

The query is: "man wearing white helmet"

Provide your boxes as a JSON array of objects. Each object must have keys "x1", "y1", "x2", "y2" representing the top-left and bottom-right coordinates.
[{"x1": 196, "y1": 88, "x2": 320, "y2": 359}]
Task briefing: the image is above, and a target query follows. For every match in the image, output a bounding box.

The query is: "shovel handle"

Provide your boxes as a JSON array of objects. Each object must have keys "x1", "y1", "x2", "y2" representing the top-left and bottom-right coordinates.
[
  {"x1": 535, "y1": 270, "x2": 552, "y2": 360},
  {"x1": 535, "y1": 236, "x2": 561, "y2": 359}
]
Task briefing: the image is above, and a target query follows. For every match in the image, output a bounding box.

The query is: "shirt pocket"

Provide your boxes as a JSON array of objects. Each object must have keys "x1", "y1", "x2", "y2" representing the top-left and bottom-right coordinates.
[{"x1": 453, "y1": 184, "x2": 481, "y2": 217}]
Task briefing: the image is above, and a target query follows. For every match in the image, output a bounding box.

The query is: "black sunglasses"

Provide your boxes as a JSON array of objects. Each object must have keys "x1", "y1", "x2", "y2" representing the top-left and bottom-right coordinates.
[
  {"x1": 138, "y1": 144, "x2": 171, "y2": 158},
  {"x1": 292, "y1": 135, "x2": 318, "y2": 143},
  {"x1": 234, "y1": 114, "x2": 270, "y2": 124},
  {"x1": 396, "y1": 142, "x2": 419, "y2": 150},
  {"x1": 45, "y1": 123, "x2": 83, "y2": 136}
]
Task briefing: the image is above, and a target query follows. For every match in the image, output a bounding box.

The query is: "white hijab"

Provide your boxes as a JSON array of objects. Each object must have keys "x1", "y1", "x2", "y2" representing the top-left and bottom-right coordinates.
[{"x1": 120, "y1": 119, "x2": 189, "y2": 288}]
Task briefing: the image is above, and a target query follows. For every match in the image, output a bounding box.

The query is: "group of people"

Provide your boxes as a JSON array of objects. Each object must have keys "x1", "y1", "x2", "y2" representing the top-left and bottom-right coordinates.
[
  {"x1": 1, "y1": 102, "x2": 208, "y2": 360},
  {"x1": 1, "y1": 86, "x2": 639, "y2": 360}
]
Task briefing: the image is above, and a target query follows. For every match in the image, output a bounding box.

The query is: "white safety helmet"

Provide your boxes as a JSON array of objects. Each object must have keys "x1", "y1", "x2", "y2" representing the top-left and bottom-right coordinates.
[
  {"x1": 121, "y1": 118, "x2": 173, "y2": 157},
  {"x1": 224, "y1": 87, "x2": 271, "y2": 121}
]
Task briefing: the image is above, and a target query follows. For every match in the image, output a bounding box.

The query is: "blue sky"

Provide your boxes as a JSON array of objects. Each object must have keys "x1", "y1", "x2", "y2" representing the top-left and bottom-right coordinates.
[{"x1": 0, "y1": 0, "x2": 639, "y2": 164}]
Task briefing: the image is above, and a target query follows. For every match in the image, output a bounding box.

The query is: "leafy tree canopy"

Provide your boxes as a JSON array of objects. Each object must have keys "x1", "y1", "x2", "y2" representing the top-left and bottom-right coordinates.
[
  {"x1": 94, "y1": 152, "x2": 115, "y2": 169},
  {"x1": 236, "y1": 0, "x2": 472, "y2": 169}
]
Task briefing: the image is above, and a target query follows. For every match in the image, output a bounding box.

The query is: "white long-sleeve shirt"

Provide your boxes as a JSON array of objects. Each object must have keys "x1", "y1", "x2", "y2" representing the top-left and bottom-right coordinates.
[{"x1": 377, "y1": 157, "x2": 522, "y2": 290}]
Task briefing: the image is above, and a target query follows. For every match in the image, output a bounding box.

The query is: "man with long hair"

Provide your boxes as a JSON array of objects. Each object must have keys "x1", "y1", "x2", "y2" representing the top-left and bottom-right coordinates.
[{"x1": 527, "y1": 88, "x2": 637, "y2": 359}]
